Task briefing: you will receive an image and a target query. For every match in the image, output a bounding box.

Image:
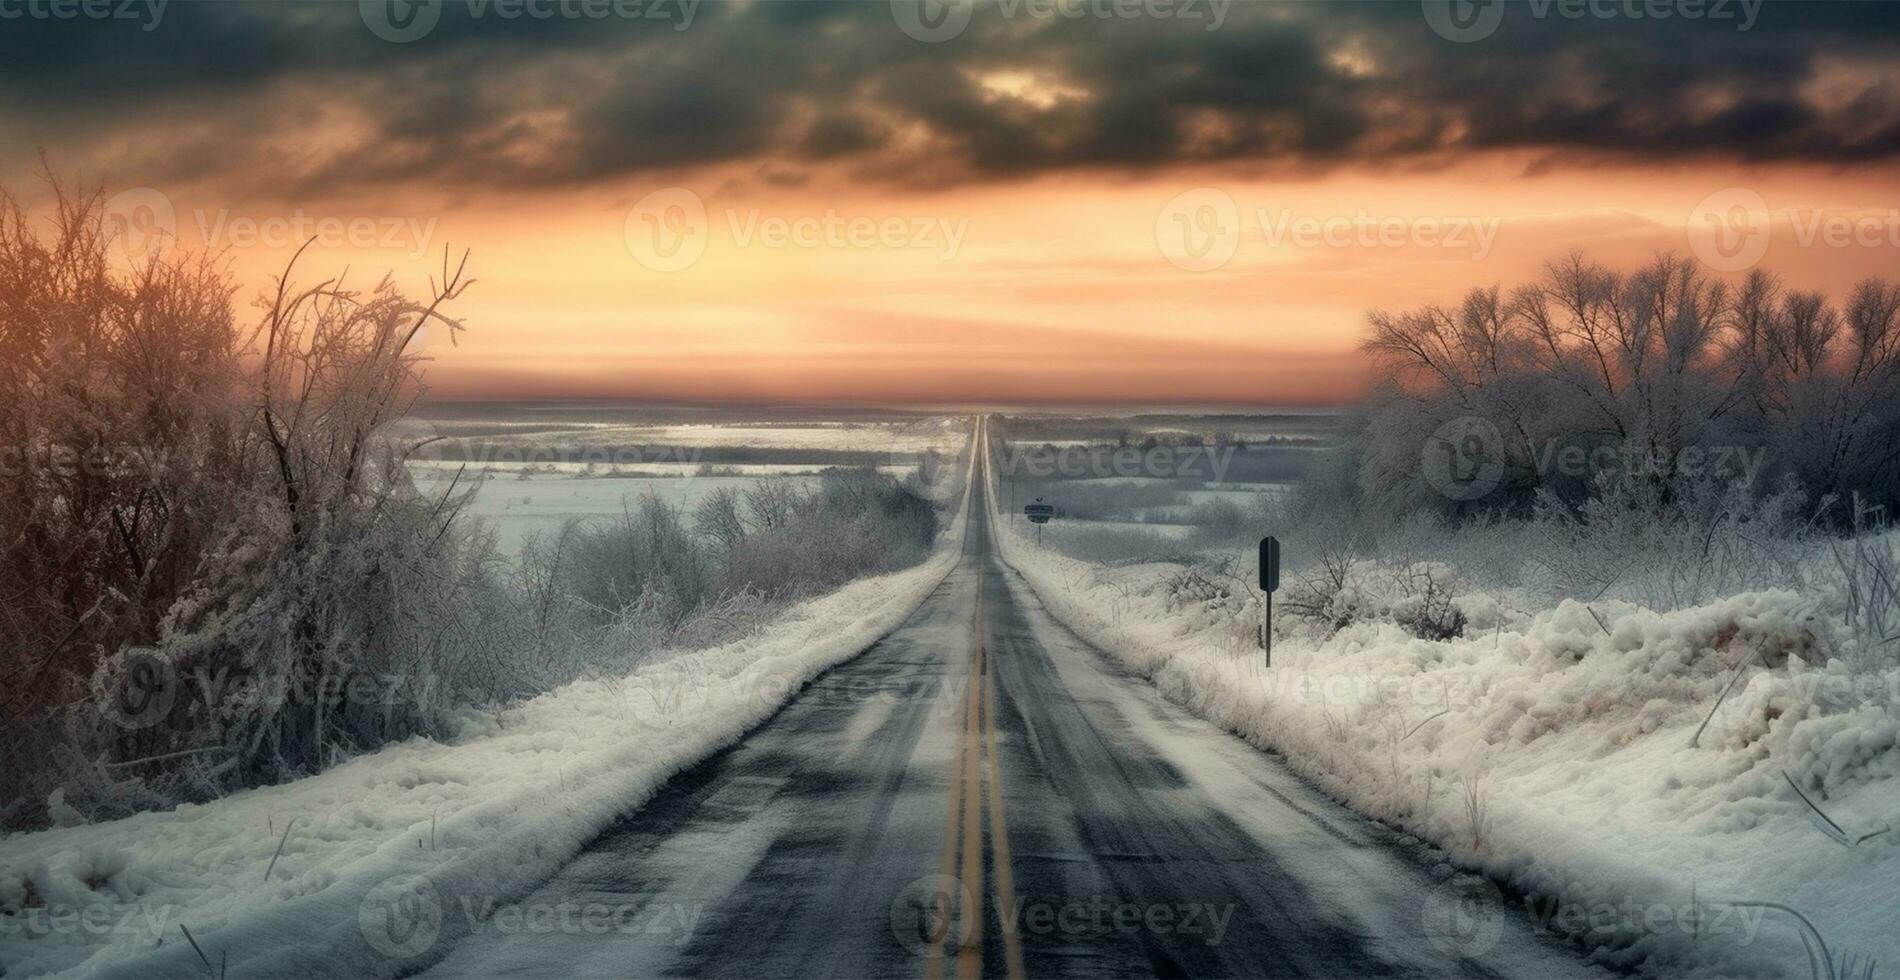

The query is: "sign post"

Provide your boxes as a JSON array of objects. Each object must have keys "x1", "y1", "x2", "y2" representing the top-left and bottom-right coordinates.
[
  {"x1": 1258, "y1": 536, "x2": 1280, "y2": 665},
  {"x1": 1024, "y1": 499, "x2": 1054, "y2": 546}
]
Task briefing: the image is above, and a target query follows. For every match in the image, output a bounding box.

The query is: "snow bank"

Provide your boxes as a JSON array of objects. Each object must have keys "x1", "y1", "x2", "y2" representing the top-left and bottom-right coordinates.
[
  {"x1": 0, "y1": 444, "x2": 975, "y2": 980},
  {"x1": 986, "y1": 455, "x2": 1900, "y2": 979}
]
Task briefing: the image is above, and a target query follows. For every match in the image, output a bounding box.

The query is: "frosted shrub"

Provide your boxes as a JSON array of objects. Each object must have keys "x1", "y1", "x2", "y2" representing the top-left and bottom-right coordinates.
[
  {"x1": 109, "y1": 246, "x2": 492, "y2": 796},
  {"x1": 523, "y1": 467, "x2": 942, "y2": 677},
  {"x1": 1816, "y1": 495, "x2": 1900, "y2": 675},
  {"x1": 1388, "y1": 561, "x2": 1467, "y2": 640},
  {"x1": 1526, "y1": 473, "x2": 1809, "y2": 610},
  {"x1": 2, "y1": 179, "x2": 501, "y2": 826},
  {"x1": 1, "y1": 180, "x2": 248, "y2": 819}
]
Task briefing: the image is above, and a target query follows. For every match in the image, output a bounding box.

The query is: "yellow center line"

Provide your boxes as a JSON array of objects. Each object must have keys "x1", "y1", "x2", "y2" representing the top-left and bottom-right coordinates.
[
  {"x1": 926, "y1": 440, "x2": 1023, "y2": 980},
  {"x1": 983, "y1": 630, "x2": 1027, "y2": 980},
  {"x1": 924, "y1": 591, "x2": 977, "y2": 980},
  {"x1": 956, "y1": 568, "x2": 986, "y2": 980}
]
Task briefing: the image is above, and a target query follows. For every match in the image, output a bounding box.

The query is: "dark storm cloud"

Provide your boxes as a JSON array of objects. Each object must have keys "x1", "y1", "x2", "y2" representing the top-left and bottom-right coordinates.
[{"x1": 1, "y1": 0, "x2": 1896, "y2": 197}]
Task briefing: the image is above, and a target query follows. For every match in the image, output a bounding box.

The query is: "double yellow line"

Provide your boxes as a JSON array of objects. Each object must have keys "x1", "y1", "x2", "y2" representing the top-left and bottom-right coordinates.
[{"x1": 923, "y1": 562, "x2": 1027, "y2": 980}]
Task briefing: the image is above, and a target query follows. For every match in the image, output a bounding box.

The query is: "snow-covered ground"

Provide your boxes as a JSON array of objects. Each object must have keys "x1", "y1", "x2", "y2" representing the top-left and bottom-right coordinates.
[
  {"x1": 411, "y1": 471, "x2": 825, "y2": 557},
  {"x1": 986, "y1": 452, "x2": 1900, "y2": 979},
  {"x1": 0, "y1": 442, "x2": 976, "y2": 980},
  {"x1": 394, "y1": 413, "x2": 970, "y2": 558},
  {"x1": 441, "y1": 418, "x2": 967, "y2": 455}
]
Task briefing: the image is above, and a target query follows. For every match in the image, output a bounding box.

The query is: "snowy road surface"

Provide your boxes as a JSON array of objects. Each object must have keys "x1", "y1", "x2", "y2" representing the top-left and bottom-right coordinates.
[{"x1": 422, "y1": 452, "x2": 1603, "y2": 979}]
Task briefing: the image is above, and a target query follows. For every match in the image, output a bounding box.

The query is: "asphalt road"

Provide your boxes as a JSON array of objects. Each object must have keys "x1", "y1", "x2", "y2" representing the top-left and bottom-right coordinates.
[{"x1": 422, "y1": 438, "x2": 1602, "y2": 980}]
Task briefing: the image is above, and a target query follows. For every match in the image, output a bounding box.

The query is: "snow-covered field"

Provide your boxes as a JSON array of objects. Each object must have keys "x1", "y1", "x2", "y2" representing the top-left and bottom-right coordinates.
[
  {"x1": 427, "y1": 418, "x2": 965, "y2": 455},
  {"x1": 399, "y1": 411, "x2": 970, "y2": 557},
  {"x1": 0, "y1": 429, "x2": 977, "y2": 980},
  {"x1": 411, "y1": 471, "x2": 822, "y2": 557},
  {"x1": 986, "y1": 451, "x2": 1900, "y2": 978}
]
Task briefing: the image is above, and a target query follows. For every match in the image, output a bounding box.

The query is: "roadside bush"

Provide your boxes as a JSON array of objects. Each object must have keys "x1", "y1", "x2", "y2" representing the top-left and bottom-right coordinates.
[
  {"x1": 1524, "y1": 472, "x2": 1810, "y2": 610},
  {"x1": 0, "y1": 178, "x2": 496, "y2": 828},
  {"x1": 492, "y1": 467, "x2": 944, "y2": 683}
]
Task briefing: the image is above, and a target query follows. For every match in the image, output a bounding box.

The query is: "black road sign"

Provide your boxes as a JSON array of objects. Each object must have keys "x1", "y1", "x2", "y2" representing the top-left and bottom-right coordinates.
[
  {"x1": 1259, "y1": 536, "x2": 1280, "y2": 592},
  {"x1": 1024, "y1": 501, "x2": 1054, "y2": 525}
]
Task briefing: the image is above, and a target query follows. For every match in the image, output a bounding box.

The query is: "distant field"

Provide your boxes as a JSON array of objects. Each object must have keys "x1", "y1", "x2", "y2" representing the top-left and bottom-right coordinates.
[
  {"x1": 402, "y1": 405, "x2": 972, "y2": 556},
  {"x1": 992, "y1": 410, "x2": 1333, "y2": 564}
]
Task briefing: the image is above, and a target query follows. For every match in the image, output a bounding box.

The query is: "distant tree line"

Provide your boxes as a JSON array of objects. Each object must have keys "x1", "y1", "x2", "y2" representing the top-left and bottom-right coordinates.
[{"x1": 1357, "y1": 252, "x2": 1900, "y2": 521}]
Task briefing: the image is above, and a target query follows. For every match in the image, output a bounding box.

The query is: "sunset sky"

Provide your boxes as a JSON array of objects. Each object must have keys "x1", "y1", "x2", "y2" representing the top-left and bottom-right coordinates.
[{"x1": 4, "y1": 0, "x2": 1898, "y2": 405}]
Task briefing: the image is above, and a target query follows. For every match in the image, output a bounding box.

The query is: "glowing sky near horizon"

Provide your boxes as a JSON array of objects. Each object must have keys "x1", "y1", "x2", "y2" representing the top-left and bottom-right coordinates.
[{"x1": 5, "y1": 1, "x2": 1898, "y2": 405}]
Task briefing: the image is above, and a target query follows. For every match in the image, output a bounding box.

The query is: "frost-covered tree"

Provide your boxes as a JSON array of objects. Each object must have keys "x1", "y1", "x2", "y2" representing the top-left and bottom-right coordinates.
[{"x1": 1360, "y1": 251, "x2": 1900, "y2": 521}]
